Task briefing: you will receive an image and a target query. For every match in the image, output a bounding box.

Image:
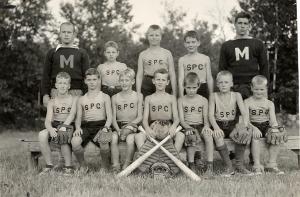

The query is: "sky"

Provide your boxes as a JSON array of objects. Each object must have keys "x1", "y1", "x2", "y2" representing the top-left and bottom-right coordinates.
[{"x1": 48, "y1": 0, "x2": 240, "y2": 40}]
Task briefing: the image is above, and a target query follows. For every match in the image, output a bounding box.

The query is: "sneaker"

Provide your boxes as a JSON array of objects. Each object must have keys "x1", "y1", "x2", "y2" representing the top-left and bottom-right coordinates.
[
  {"x1": 62, "y1": 167, "x2": 74, "y2": 176},
  {"x1": 39, "y1": 165, "x2": 53, "y2": 175},
  {"x1": 252, "y1": 165, "x2": 264, "y2": 175},
  {"x1": 189, "y1": 163, "x2": 197, "y2": 173},
  {"x1": 220, "y1": 168, "x2": 235, "y2": 177},
  {"x1": 236, "y1": 167, "x2": 254, "y2": 176},
  {"x1": 112, "y1": 164, "x2": 121, "y2": 173},
  {"x1": 202, "y1": 168, "x2": 214, "y2": 179},
  {"x1": 265, "y1": 167, "x2": 284, "y2": 175}
]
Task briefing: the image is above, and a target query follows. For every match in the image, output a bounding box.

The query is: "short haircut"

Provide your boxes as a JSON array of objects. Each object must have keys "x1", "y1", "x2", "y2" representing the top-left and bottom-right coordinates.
[
  {"x1": 251, "y1": 75, "x2": 268, "y2": 87},
  {"x1": 184, "y1": 30, "x2": 199, "y2": 42},
  {"x1": 147, "y1": 24, "x2": 162, "y2": 34},
  {"x1": 60, "y1": 22, "x2": 75, "y2": 33},
  {"x1": 56, "y1": 72, "x2": 71, "y2": 82},
  {"x1": 216, "y1": 71, "x2": 233, "y2": 82},
  {"x1": 153, "y1": 68, "x2": 169, "y2": 79},
  {"x1": 85, "y1": 68, "x2": 100, "y2": 78},
  {"x1": 104, "y1": 41, "x2": 119, "y2": 51},
  {"x1": 119, "y1": 68, "x2": 135, "y2": 80},
  {"x1": 235, "y1": 12, "x2": 251, "y2": 23},
  {"x1": 184, "y1": 72, "x2": 200, "y2": 86}
]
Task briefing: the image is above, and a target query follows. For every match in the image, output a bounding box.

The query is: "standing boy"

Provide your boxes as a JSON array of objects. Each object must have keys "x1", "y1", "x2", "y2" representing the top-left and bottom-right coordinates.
[
  {"x1": 245, "y1": 75, "x2": 286, "y2": 175},
  {"x1": 39, "y1": 72, "x2": 77, "y2": 174},
  {"x1": 178, "y1": 72, "x2": 214, "y2": 175},
  {"x1": 209, "y1": 71, "x2": 253, "y2": 176},
  {"x1": 42, "y1": 22, "x2": 90, "y2": 107},
  {"x1": 219, "y1": 12, "x2": 269, "y2": 99},
  {"x1": 136, "y1": 25, "x2": 177, "y2": 97},
  {"x1": 97, "y1": 41, "x2": 127, "y2": 97},
  {"x1": 111, "y1": 68, "x2": 143, "y2": 170},
  {"x1": 71, "y1": 68, "x2": 119, "y2": 170},
  {"x1": 178, "y1": 30, "x2": 214, "y2": 99}
]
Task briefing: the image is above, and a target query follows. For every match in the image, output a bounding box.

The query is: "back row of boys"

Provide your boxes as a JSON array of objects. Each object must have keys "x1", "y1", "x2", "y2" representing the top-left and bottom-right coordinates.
[{"x1": 40, "y1": 12, "x2": 281, "y2": 176}]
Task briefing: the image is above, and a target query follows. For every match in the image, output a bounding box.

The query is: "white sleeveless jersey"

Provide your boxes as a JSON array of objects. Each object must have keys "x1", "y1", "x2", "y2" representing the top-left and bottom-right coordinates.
[
  {"x1": 182, "y1": 95, "x2": 206, "y2": 125},
  {"x1": 115, "y1": 91, "x2": 139, "y2": 122},
  {"x1": 81, "y1": 92, "x2": 106, "y2": 121},
  {"x1": 214, "y1": 92, "x2": 237, "y2": 121},
  {"x1": 97, "y1": 62, "x2": 127, "y2": 87},
  {"x1": 149, "y1": 94, "x2": 173, "y2": 121},
  {"x1": 248, "y1": 97, "x2": 270, "y2": 123},
  {"x1": 52, "y1": 95, "x2": 73, "y2": 122},
  {"x1": 142, "y1": 48, "x2": 169, "y2": 76}
]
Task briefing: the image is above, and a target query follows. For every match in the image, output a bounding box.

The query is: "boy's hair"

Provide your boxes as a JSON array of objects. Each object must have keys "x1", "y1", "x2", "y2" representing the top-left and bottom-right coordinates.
[
  {"x1": 119, "y1": 68, "x2": 135, "y2": 80},
  {"x1": 216, "y1": 71, "x2": 233, "y2": 82},
  {"x1": 235, "y1": 12, "x2": 251, "y2": 23},
  {"x1": 147, "y1": 24, "x2": 162, "y2": 34},
  {"x1": 251, "y1": 75, "x2": 268, "y2": 87},
  {"x1": 184, "y1": 30, "x2": 199, "y2": 42},
  {"x1": 184, "y1": 72, "x2": 200, "y2": 86},
  {"x1": 56, "y1": 72, "x2": 71, "y2": 83},
  {"x1": 153, "y1": 68, "x2": 169, "y2": 80},
  {"x1": 104, "y1": 41, "x2": 119, "y2": 51},
  {"x1": 85, "y1": 68, "x2": 100, "y2": 78},
  {"x1": 60, "y1": 22, "x2": 75, "y2": 33}
]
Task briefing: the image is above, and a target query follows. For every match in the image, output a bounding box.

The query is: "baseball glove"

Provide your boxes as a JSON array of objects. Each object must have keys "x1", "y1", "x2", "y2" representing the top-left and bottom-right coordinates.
[
  {"x1": 229, "y1": 123, "x2": 252, "y2": 145},
  {"x1": 150, "y1": 162, "x2": 172, "y2": 179},
  {"x1": 266, "y1": 126, "x2": 288, "y2": 145},
  {"x1": 120, "y1": 123, "x2": 138, "y2": 141},
  {"x1": 51, "y1": 124, "x2": 74, "y2": 144},
  {"x1": 184, "y1": 127, "x2": 200, "y2": 147},
  {"x1": 150, "y1": 120, "x2": 171, "y2": 140},
  {"x1": 93, "y1": 127, "x2": 112, "y2": 144}
]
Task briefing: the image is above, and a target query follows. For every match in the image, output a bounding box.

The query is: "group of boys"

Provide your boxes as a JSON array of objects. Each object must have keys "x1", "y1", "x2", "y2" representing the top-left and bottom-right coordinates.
[{"x1": 39, "y1": 12, "x2": 287, "y2": 177}]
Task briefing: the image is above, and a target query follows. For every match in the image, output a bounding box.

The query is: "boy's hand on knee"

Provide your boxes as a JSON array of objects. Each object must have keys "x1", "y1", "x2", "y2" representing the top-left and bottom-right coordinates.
[
  {"x1": 201, "y1": 126, "x2": 213, "y2": 136},
  {"x1": 168, "y1": 125, "x2": 177, "y2": 138},
  {"x1": 213, "y1": 129, "x2": 224, "y2": 138},
  {"x1": 49, "y1": 128, "x2": 57, "y2": 138},
  {"x1": 251, "y1": 125, "x2": 262, "y2": 139},
  {"x1": 73, "y1": 128, "x2": 83, "y2": 137},
  {"x1": 185, "y1": 127, "x2": 194, "y2": 136}
]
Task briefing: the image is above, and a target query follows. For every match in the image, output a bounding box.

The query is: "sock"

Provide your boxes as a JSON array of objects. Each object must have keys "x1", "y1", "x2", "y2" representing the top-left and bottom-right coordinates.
[
  {"x1": 206, "y1": 161, "x2": 213, "y2": 171},
  {"x1": 73, "y1": 146, "x2": 85, "y2": 166},
  {"x1": 235, "y1": 144, "x2": 246, "y2": 169},
  {"x1": 100, "y1": 149, "x2": 111, "y2": 169},
  {"x1": 194, "y1": 151, "x2": 202, "y2": 165},
  {"x1": 216, "y1": 145, "x2": 232, "y2": 169}
]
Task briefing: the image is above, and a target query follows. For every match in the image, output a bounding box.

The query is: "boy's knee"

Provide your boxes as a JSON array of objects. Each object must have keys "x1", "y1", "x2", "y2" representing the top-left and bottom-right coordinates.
[
  {"x1": 111, "y1": 133, "x2": 118, "y2": 144},
  {"x1": 71, "y1": 136, "x2": 83, "y2": 150},
  {"x1": 39, "y1": 129, "x2": 49, "y2": 141},
  {"x1": 126, "y1": 134, "x2": 135, "y2": 144},
  {"x1": 175, "y1": 132, "x2": 185, "y2": 140}
]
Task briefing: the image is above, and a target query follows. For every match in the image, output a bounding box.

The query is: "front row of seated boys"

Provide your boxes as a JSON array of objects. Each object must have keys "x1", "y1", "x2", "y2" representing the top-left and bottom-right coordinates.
[{"x1": 39, "y1": 67, "x2": 286, "y2": 177}]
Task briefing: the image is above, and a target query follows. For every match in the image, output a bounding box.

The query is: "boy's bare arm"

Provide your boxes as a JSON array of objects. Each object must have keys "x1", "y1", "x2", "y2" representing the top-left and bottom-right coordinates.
[
  {"x1": 63, "y1": 97, "x2": 78, "y2": 125},
  {"x1": 45, "y1": 100, "x2": 55, "y2": 131},
  {"x1": 202, "y1": 98, "x2": 210, "y2": 127},
  {"x1": 142, "y1": 96, "x2": 152, "y2": 134},
  {"x1": 130, "y1": 93, "x2": 144, "y2": 125},
  {"x1": 208, "y1": 94, "x2": 220, "y2": 130},
  {"x1": 104, "y1": 94, "x2": 112, "y2": 128},
  {"x1": 136, "y1": 52, "x2": 144, "y2": 93},
  {"x1": 167, "y1": 52, "x2": 177, "y2": 96},
  {"x1": 177, "y1": 98, "x2": 191, "y2": 129},
  {"x1": 206, "y1": 57, "x2": 214, "y2": 95},
  {"x1": 268, "y1": 101, "x2": 279, "y2": 127},
  {"x1": 74, "y1": 97, "x2": 83, "y2": 134},
  {"x1": 236, "y1": 92, "x2": 249, "y2": 125},
  {"x1": 178, "y1": 57, "x2": 185, "y2": 98},
  {"x1": 111, "y1": 95, "x2": 120, "y2": 132},
  {"x1": 169, "y1": 96, "x2": 179, "y2": 137}
]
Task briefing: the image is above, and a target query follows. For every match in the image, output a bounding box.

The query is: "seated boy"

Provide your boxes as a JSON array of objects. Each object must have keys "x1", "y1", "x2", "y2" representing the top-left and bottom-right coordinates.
[
  {"x1": 245, "y1": 75, "x2": 287, "y2": 175},
  {"x1": 111, "y1": 68, "x2": 143, "y2": 170},
  {"x1": 39, "y1": 72, "x2": 77, "y2": 175},
  {"x1": 135, "y1": 68, "x2": 185, "y2": 174},
  {"x1": 209, "y1": 71, "x2": 253, "y2": 176},
  {"x1": 178, "y1": 72, "x2": 214, "y2": 175},
  {"x1": 71, "y1": 68, "x2": 119, "y2": 170}
]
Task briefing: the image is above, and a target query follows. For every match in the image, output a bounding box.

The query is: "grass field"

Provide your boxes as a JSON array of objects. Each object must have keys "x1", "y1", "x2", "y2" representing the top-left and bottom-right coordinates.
[{"x1": 0, "y1": 126, "x2": 299, "y2": 197}]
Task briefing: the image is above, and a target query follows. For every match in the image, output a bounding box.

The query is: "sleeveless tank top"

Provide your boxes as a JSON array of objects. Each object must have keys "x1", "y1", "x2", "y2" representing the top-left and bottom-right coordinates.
[
  {"x1": 215, "y1": 92, "x2": 237, "y2": 121},
  {"x1": 52, "y1": 95, "x2": 73, "y2": 122},
  {"x1": 182, "y1": 95, "x2": 205, "y2": 125},
  {"x1": 97, "y1": 62, "x2": 127, "y2": 87},
  {"x1": 149, "y1": 94, "x2": 172, "y2": 121},
  {"x1": 248, "y1": 97, "x2": 270, "y2": 123},
  {"x1": 143, "y1": 48, "x2": 169, "y2": 76},
  {"x1": 82, "y1": 92, "x2": 106, "y2": 121},
  {"x1": 182, "y1": 54, "x2": 209, "y2": 83},
  {"x1": 115, "y1": 91, "x2": 139, "y2": 122}
]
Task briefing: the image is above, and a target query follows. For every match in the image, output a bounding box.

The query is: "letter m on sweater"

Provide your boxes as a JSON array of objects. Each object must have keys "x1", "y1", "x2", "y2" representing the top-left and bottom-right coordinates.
[
  {"x1": 60, "y1": 55, "x2": 74, "y2": 68},
  {"x1": 235, "y1": 47, "x2": 249, "y2": 61}
]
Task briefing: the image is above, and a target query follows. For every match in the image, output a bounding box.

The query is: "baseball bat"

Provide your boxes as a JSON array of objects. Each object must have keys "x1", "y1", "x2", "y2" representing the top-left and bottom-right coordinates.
[
  {"x1": 117, "y1": 126, "x2": 182, "y2": 178},
  {"x1": 139, "y1": 126, "x2": 201, "y2": 181}
]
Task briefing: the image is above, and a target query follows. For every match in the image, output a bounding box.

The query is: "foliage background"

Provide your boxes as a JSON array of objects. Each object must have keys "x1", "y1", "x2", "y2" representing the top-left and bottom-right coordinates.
[{"x1": 0, "y1": 0, "x2": 298, "y2": 127}]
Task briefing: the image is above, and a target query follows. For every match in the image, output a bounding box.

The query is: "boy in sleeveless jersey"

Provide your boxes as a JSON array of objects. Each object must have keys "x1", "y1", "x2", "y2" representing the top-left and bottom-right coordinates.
[
  {"x1": 97, "y1": 41, "x2": 127, "y2": 97},
  {"x1": 178, "y1": 31, "x2": 213, "y2": 99},
  {"x1": 178, "y1": 72, "x2": 214, "y2": 175},
  {"x1": 136, "y1": 25, "x2": 177, "y2": 97},
  {"x1": 111, "y1": 68, "x2": 143, "y2": 170},
  {"x1": 71, "y1": 68, "x2": 118, "y2": 171},
  {"x1": 209, "y1": 71, "x2": 253, "y2": 176},
  {"x1": 245, "y1": 75, "x2": 284, "y2": 175},
  {"x1": 39, "y1": 72, "x2": 77, "y2": 174}
]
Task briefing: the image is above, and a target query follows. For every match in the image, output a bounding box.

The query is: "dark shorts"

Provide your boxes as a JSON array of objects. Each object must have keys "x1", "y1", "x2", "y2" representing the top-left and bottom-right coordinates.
[
  {"x1": 101, "y1": 85, "x2": 122, "y2": 97},
  {"x1": 184, "y1": 83, "x2": 209, "y2": 99},
  {"x1": 190, "y1": 124, "x2": 204, "y2": 135},
  {"x1": 81, "y1": 120, "x2": 106, "y2": 147},
  {"x1": 251, "y1": 121, "x2": 270, "y2": 137},
  {"x1": 216, "y1": 120, "x2": 237, "y2": 138},
  {"x1": 141, "y1": 75, "x2": 172, "y2": 98}
]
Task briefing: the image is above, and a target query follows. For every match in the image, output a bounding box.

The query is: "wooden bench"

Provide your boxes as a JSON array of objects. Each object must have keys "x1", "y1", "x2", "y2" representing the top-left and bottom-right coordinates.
[{"x1": 20, "y1": 136, "x2": 300, "y2": 170}]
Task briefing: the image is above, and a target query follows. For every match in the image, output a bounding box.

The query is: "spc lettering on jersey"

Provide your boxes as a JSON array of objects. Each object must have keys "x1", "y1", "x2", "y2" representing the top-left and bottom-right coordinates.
[
  {"x1": 250, "y1": 109, "x2": 269, "y2": 116},
  {"x1": 60, "y1": 55, "x2": 74, "y2": 68},
  {"x1": 186, "y1": 64, "x2": 205, "y2": 71},
  {"x1": 147, "y1": 59, "x2": 164, "y2": 66},
  {"x1": 184, "y1": 106, "x2": 203, "y2": 113},
  {"x1": 218, "y1": 110, "x2": 236, "y2": 118},
  {"x1": 84, "y1": 103, "x2": 103, "y2": 110},
  {"x1": 235, "y1": 47, "x2": 249, "y2": 61},
  {"x1": 152, "y1": 105, "x2": 169, "y2": 112},
  {"x1": 117, "y1": 103, "x2": 135, "y2": 111},
  {"x1": 105, "y1": 69, "x2": 121, "y2": 75},
  {"x1": 55, "y1": 106, "x2": 71, "y2": 113}
]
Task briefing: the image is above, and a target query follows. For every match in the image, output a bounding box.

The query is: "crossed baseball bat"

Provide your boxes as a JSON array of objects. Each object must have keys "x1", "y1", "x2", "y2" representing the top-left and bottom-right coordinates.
[{"x1": 117, "y1": 126, "x2": 201, "y2": 181}]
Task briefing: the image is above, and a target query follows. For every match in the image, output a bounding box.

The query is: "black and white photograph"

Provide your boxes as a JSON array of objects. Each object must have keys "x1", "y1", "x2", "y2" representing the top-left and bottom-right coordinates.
[{"x1": 0, "y1": 0, "x2": 298, "y2": 196}]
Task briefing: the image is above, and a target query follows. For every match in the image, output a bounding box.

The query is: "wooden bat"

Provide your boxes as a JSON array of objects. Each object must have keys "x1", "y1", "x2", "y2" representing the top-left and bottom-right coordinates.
[
  {"x1": 117, "y1": 126, "x2": 182, "y2": 178},
  {"x1": 138, "y1": 126, "x2": 201, "y2": 181}
]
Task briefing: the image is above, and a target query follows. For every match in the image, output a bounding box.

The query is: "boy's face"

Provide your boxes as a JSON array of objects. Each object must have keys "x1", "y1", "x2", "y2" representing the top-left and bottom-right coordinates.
[
  {"x1": 184, "y1": 82, "x2": 199, "y2": 97},
  {"x1": 152, "y1": 73, "x2": 169, "y2": 91},
  {"x1": 104, "y1": 46, "x2": 119, "y2": 62},
  {"x1": 147, "y1": 29, "x2": 162, "y2": 46},
  {"x1": 216, "y1": 75, "x2": 233, "y2": 93},
  {"x1": 184, "y1": 37, "x2": 200, "y2": 53},
  {"x1": 119, "y1": 75, "x2": 134, "y2": 91},
  {"x1": 59, "y1": 24, "x2": 75, "y2": 45},
  {"x1": 85, "y1": 75, "x2": 100, "y2": 90},
  {"x1": 55, "y1": 78, "x2": 70, "y2": 95},
  {"x1": 251, "y1": 84, "x2": 267, "y2": 99},
  {"x1": 235, "y1": 18, "x2": 250, "y2": 37}
]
